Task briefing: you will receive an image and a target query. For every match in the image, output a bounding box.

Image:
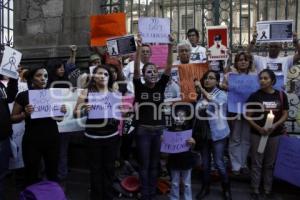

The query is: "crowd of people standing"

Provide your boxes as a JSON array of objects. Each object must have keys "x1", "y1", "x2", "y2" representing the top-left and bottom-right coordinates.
[{"x1": 0, "y1": 27, "x2": 299, "y2": 200}]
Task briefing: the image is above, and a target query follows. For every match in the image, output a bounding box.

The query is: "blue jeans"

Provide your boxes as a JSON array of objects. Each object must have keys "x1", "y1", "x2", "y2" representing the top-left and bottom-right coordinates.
[
  {"x1": 135, "y1": 126, "x2": 163, "y2": 200},
  {"x1": 201, "y1": 138, "x2": 229, "y2": 184},
  {"x1": 169, "y1": 169, "x2": 192, "y2": 200},
  {"x1": 0, "y1": 138, "x2": 11, "y2": 200}
]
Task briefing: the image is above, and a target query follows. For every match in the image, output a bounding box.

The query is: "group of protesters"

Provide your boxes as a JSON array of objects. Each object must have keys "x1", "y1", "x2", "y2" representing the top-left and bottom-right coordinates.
[{"x1": 0, "y1": 27, "x2": 299, "y2": 200}]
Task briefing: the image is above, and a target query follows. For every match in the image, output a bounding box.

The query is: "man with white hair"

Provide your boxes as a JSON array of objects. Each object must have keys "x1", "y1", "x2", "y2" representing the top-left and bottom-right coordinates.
[{"x1": 173, "y1": 41, "x2": 192, "y2": 65}]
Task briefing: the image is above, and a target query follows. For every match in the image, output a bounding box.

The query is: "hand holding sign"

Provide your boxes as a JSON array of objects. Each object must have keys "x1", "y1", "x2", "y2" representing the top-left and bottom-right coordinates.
[{"x1": 138, "y1": 17, "x2": 170, "y2": 44}]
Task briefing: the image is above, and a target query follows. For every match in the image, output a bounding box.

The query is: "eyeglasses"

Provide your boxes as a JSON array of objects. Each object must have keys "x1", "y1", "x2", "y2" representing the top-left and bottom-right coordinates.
[
  {"x1": 188, "y1": 34, "x2": 197, "y2": 37},
  {"x1": 204, "y1": 76, "x2": 216, "y2": 80}
]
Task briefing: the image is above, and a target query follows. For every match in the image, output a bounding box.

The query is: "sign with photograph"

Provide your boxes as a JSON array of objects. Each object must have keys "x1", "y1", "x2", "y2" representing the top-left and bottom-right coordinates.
[
  {"x1": 256, "y1": 20, "x2": 294, "y2": 43},
  {"x1": 207, "y1": 26, "x2": 229, "y2": 61},
  {"x1": 138, "y1": 17, "x2": 170, "y2": 44},
  {"x1": 107, "y1": 35, "x2": 136, "y2": 56}
]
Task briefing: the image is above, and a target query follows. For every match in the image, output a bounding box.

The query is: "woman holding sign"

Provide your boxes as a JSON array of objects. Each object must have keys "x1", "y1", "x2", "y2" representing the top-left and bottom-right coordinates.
[
  {"x1": 193, "y1": 70, "x2": 231, "y2": 200},
  {"x1": 73, "y1": 65, "x2": 120, "y2": 200},
  {"x1": 221, "y1": 52, "x2": 255, "y2": 176},
  {"x1": 246, "y1": 69, "x2": 289, "y2": 200},
  {"x1": 11, "y1": 66, "x2": 67, "y2": 187},
  {"x1": 133, "y1": 34, "x2": 174, "y2": 200}
]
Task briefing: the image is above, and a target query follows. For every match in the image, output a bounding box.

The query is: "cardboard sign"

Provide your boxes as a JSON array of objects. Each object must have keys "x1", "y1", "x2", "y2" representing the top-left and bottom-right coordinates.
[
  {"x1": 207, "y1": 26, "x2": 229, "y2": 61},
  {"x1": 228, "y1": 74, "x2": 284, "y2": 113},
  {"x1": 274, "y1": 136, "x2": 300, "y2": 187},
  {"x1": 178, "y1": 63, "x2": 209, "y2": 102},
  {"x1": 90, "y1": 13, "x2": 127, "y2": 46},
  {"x1": 88, "y1": 92, "x2": 122, "y2": 119},
  {"x1": 256, "y1": 20, "x2": 294, "y2": 43},
  {"x1": 150, "y1": 45, "x2": 168, "y2": 69},
  {"x1": 138, "y1": 17, "x2": 170, "y2": 44},
  {"x1": 29, "y1": 89, "x2": 64, "y2": 119},
  {"x1": 0, "y1": 46, "x2": 22, "y2": 79},
  {"x1": 107, "y1": 35, "x2": 136, "y2": 56},
  {"x1": 161, "y1": 129, "x2": 192, "y2": 153}
]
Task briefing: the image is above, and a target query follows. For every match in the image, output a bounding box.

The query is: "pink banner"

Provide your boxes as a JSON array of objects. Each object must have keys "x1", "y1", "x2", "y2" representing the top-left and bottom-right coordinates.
[{"x1": 150, "y1": 45, "x2": 168, "y2": 69}]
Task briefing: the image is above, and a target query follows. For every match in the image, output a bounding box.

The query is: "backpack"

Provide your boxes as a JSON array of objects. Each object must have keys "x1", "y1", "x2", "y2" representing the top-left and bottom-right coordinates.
[{"x1": 19, "y1": 181, "x2": 67, "y2": 200}]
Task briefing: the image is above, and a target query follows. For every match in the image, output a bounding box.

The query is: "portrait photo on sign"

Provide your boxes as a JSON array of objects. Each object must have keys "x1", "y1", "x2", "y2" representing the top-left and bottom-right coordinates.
[
  {"x1": 207, "y1": 26, "x2": 228, "y2": 61},
  {"x1": 106, "y1": 35, "x2": 136, "y2": 56}
]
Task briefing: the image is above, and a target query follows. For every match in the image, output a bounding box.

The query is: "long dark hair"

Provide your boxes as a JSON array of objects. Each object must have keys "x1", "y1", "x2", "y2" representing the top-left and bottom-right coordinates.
[
  {"x1": 26, "y1": 66, "x2": 48, "y2": 89},
  {"x1": 259, "y1": 69, "x2": 277, "y2": 86},
  {"x1": 87, "y1": 65, "x2": 114, "y2": 92},
  {"x1": 200, "y1": 70, "x2": 220, "y2": 90},
  {"x1": 46, "y1": 59, "x2": 69, "y2": 84}
]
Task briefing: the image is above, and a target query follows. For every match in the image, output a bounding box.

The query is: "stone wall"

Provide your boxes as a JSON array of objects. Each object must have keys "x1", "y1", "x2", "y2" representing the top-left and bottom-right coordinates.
[{"x1": 14, "y1": 0, "x2": 102, "y2": 65}]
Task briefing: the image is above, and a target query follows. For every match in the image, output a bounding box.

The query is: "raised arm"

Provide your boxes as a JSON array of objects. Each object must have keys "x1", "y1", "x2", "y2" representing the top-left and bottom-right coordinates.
[
  {"x1": 164, "y1": 34, "x2": 175, "y2": 76},
  {"x1": 247, "y1": 31, "x2": 257, "y2": 53},
  {"x1": 133, "y1": 35, "x2": 142, "y2": 79},
  {"x1": 293, "y1": 32, "x2": 300, "y2": 64}
]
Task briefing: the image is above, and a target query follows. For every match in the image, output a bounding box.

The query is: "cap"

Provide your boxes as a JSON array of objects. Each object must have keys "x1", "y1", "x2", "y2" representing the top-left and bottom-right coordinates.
[{"x1": 89, "y1": 54, "x2": 101, "y2": 62}]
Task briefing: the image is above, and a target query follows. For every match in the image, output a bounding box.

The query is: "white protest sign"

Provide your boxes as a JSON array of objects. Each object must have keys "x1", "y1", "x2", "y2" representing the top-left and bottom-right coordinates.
[
  {"x1": 256, "y1": 20, "x2": 294, "y2": 43},
  {"x1": 8, "y1": 103, "x2": 25, "y2": 169},
  {"x1": 29, "y1": 89, "x2": 64, "y2": 119},
  {"x1": 88, "y1": 92, "x2": 122, "y2": 119},
  {"x1": 138, "y1": 17, "x2": 170, "y2": 44},
  {"x1": 56, "y1": 88, "x2": 86, "y2": 133},
  {"x1": 0, "y1": 46, "x2": 22, "y2": 79},
  {"x1": 161, "y1": 129, "x2": 192, "y2": 153}
]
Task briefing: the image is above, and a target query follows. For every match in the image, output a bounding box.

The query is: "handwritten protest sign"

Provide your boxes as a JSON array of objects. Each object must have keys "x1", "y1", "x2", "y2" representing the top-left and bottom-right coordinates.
[
  {"x1": 207, "y1": 26, "x2": 229, "y2": 61},
  {"x1": 0, "y1": 46, "x2": 22, "y2": 79},
  {"x1": 161, "y1": 129, "x2": 192, "y2": 153},
  {"x1": 274, "y1": 136, "x2": 300, "y2": 187},
  {"x1": 257, "y1": 20, "x2": 294, "y2": 43},
  {"x1": 228, "y1": 74, "x2": 284, "y2": 113},
  {"x1": 138, "y1": 17, "x2": 170, "y2": 44},
  {"x1": 150, "y1": 45, "x2": 168, "y2": 69},
  {"x1": 56, "y1": 89, "x2": 86, "y2": 133},
  {"x1": 88, "y1": 92, "x2": 122, "y2": 119},
  {"x1": 178, "y1": 63, "x2": 209, "y2": 102},
  {"x1": 29, "y1": 89, "x2": 64, "y2": 119},
  {"x1": 90, "y1": 13, "x2": 127, "y2": 46}
]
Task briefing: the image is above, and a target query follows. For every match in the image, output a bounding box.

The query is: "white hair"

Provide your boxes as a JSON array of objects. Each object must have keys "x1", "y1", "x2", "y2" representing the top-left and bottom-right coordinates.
[{"x1": 177, "y1": 40, "x2": 192, "y2": 52}]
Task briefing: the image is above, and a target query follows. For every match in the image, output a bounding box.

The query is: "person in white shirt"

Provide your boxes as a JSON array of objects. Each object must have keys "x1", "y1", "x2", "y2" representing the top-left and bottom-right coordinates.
[
  {"x1": 186, "y1": 28, "x2": 207, "y2": 63},
  {"x1": 123, "y1": 44, "x2": 152, "y2": 93},
  {"x1": 248, "y1": 32, "x2": 300, "y2": 84}
]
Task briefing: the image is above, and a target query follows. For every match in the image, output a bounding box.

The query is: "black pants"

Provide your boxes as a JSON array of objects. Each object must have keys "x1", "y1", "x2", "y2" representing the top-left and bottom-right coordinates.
[
  {"x1": 86, "y1": 135, "x2": 120, "y2": 200},
  {"x1": 22, "y1": 132, "x2": 59, "y2": 187}
]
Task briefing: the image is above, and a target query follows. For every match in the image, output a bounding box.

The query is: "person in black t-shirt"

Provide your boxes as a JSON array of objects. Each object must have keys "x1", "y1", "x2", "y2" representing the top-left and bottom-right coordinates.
[
  {"x1": 246, "y1": 69, "x2": 289, "y2": 199},
  {"x1": 133, "y1": 34, "x2": 174, "y2": 200},
  {"x1": 11, "y1": 66, "x2": 67, "y2": 187},
  {"x1": 73, "y1": 65, "x2": 120, "y2": 200}
]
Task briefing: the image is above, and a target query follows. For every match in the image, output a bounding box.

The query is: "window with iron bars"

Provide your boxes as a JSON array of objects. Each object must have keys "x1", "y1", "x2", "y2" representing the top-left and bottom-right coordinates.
[{"x1": 0, "y1": 0, "x2": 13, "y2": 47}]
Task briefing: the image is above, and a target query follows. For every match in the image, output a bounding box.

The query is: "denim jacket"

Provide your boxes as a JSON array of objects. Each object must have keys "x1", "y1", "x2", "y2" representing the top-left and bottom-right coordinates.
[{"x1": 196, "y1": 87, "x2": 230, "y2": 141}]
